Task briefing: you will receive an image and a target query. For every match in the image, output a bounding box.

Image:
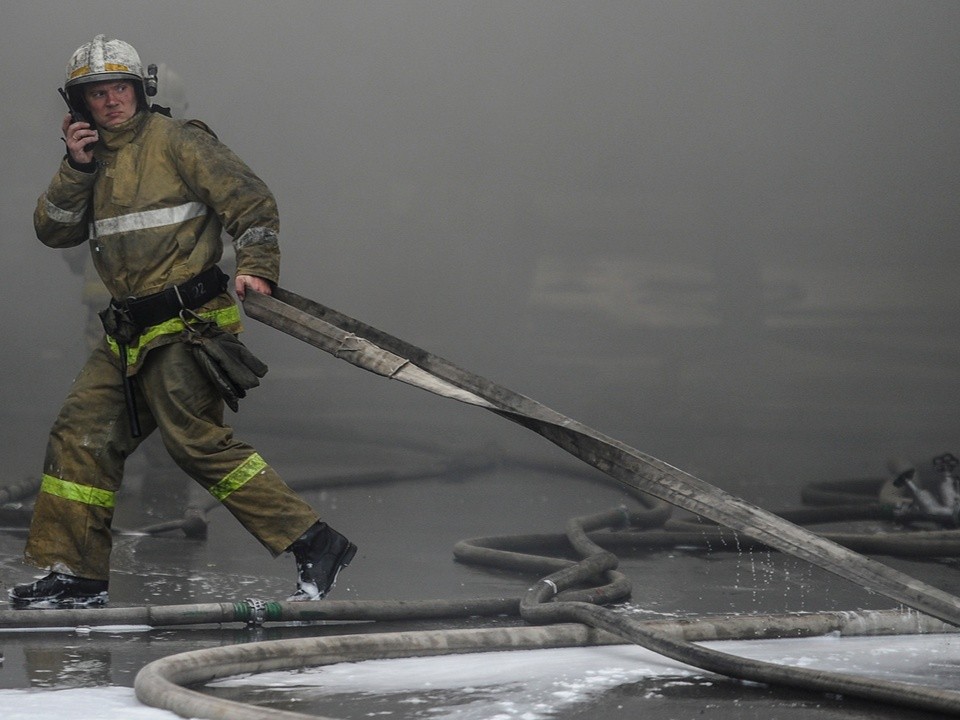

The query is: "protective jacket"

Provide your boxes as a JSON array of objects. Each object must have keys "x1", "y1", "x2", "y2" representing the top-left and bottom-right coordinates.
[
  {"x1": 35, "y1": 110, "x2": 280, "y2": 371},
  {"x1": 24, "y1": 110, "x2": 319, "y2": 581}
]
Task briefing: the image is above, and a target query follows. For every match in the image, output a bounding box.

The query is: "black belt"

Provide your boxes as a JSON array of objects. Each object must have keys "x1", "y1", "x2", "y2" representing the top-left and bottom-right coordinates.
[{"x1": 115, "y1": 265, "x2": 229, "y2": 329}]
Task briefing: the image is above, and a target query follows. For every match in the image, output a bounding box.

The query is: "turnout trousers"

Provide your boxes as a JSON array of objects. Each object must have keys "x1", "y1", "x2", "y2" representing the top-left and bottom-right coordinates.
[{"x1": 24, "y1": 339, "x2": 319, "y2": 581}]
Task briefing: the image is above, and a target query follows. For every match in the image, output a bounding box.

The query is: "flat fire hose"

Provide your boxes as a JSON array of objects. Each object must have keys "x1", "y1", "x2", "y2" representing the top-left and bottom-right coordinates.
[{"x1": 243, "y1": 287, "x2": 960, "y2": 626}]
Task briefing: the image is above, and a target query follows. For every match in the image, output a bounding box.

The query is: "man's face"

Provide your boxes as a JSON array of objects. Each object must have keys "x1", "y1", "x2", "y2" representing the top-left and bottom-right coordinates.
[{"x1": 82, "y1": 79, "x2": 138, "y2": 129}]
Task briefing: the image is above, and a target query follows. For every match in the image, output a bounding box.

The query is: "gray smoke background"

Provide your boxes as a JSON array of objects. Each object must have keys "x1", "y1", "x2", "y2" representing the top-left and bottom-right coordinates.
[{"x1": 2, "y1": 1, "x2": 958, "y2": 505}]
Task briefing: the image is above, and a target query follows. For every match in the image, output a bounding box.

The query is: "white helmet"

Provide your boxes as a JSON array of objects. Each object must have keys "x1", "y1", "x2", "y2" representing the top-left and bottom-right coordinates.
[
  {"x1": 65, "y1": 34, "x2": 145, "y2": 90},
  {"x1": 64, "y1": 34, "x2": 150, "y2": 116}
]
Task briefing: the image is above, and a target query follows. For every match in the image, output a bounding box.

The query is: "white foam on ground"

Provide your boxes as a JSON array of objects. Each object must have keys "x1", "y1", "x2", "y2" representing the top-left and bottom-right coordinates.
[
  {"x1": 0, "y1": 686, "x2": 179, "y2": 720},
  {"x1": 2, "y1": 634, "x2": 958, "y2": 719}
]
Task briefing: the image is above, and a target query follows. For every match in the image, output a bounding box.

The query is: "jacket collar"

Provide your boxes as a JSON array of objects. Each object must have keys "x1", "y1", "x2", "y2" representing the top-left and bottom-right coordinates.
[{"x1": 97, "y1": 110, "x2": 150, "y2": 152}]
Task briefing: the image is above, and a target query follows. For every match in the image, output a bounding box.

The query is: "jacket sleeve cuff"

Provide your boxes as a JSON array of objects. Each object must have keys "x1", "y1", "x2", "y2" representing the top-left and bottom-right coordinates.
[
  {"x1": 66, "y1": 155, "x2": 98, "y2": 174},
  {"x1": 234, "y1": 227, "x2": 280, "y2": 284}
]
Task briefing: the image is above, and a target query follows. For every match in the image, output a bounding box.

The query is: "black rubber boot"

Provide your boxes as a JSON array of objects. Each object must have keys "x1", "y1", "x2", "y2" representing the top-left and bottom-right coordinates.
[
  {"x1": 287, "y1": 521, "x2": 357, "y2": 601},
  {"x1": 9, "y1": 572, "x2": 109, "y2": 608}
]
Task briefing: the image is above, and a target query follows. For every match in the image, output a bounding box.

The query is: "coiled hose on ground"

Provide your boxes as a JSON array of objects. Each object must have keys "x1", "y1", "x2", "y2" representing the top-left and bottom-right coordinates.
[
  {"x1": 6, "y1": 284, "x2": 960, "y2": 716},
  {"x1": 3, "y1": 467, "x2": 960, "y2": 717},
  {"x1": 127, "y1": 501, "x2": 960, "y2": 719}
]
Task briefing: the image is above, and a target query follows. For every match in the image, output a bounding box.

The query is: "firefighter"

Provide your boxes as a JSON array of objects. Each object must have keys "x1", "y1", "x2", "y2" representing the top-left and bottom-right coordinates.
[{"x1": 10, "y1": 35, "x2": 356, "y2": 607}]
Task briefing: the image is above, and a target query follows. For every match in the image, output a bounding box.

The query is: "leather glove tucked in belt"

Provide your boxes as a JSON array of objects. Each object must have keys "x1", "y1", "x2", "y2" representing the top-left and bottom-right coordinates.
[{"x1": 182, "y1": 323, "x2": 268, "y2": 411}]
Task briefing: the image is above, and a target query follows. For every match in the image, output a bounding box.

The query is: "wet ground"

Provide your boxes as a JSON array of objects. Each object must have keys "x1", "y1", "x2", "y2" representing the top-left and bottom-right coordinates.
[
  {"x1": 2, "y1": 400, "x2": 960, "y2": 718},
  {"x1": 2, "y1": 278, "x2": 960, "y2": 719}
]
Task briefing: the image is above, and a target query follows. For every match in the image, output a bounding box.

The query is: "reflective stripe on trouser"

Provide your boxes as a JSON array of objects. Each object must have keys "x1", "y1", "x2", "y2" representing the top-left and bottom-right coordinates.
[{"x1": 25, "y1": 339, "x2": 318, "y2": 581}]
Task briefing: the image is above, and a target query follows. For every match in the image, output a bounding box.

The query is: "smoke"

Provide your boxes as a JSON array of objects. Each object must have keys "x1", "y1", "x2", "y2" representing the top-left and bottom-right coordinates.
[{"x1": 2, "y1": 1, "x2": 959, "y2": 498}]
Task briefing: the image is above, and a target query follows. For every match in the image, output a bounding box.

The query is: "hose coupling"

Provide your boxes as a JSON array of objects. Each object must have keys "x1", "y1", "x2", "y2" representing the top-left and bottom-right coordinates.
[{"x1": 244, "y1": 597, "x2": 267, "y2": 627}]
